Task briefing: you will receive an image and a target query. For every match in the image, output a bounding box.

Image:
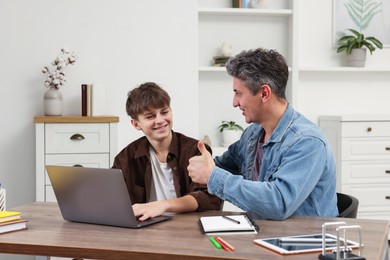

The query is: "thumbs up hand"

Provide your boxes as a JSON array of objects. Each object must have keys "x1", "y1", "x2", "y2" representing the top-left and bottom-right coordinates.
[
  {"x1": 197, "y1": 140, "x2": 209, "y2": 156},
  {"x1": 188, "y1": 141, "x2": 215, "y2": 184}
]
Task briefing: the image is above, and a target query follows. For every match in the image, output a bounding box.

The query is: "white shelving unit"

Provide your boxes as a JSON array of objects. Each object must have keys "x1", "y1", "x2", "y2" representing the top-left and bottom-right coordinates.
[{"x1": 198, "y1": 0, "x2": 297, "y2": 148}]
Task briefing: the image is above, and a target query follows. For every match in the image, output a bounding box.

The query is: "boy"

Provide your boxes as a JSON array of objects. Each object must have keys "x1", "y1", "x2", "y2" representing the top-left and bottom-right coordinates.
[{"x1": 112, "y1": 82, "x2": 221, "y2": 221}]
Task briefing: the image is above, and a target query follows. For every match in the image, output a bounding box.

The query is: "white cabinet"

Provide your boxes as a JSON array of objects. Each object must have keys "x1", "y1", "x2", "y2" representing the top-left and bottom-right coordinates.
[
  {"x1": 197, "y1": 0, "x2": 297, "y2": 147},
  {"x1": 34, "y1": 116, "x2": 119, "y2": 202},
  {"x1": 318, "y1": 115, "x2": 390, "y2": 222}
]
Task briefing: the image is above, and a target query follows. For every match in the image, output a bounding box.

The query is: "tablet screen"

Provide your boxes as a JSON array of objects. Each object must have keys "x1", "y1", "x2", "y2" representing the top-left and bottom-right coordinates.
[{"x1": 254, "y1": 233, "x2": 360, "y2": 255}]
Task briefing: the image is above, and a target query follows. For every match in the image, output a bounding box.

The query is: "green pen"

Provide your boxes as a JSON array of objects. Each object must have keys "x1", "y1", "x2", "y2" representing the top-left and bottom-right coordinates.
[{"x1": 209, "y1": 236, "x2": 222, "y2": 249}]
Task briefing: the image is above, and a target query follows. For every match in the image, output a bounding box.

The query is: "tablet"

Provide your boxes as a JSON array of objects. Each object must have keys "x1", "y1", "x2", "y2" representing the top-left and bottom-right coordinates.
[{"x1": 254, "y1": 233, "x2": 361, "y2": 255}]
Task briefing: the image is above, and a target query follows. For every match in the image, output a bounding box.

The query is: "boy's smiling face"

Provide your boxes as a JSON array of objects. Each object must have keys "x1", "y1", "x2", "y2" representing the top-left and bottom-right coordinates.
[{"x1": 131, "y1": 106, "x2": 173, "y2": 142}]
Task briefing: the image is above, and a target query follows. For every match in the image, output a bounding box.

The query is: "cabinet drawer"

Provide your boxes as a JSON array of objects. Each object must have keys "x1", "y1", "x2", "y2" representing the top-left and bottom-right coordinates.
[
  {"x1": 45, "y1": 123, "x2": 109, "y2": 153},
  {"x1": 45, "y1": 154, "x2": 109, "y2": 186},
  {"x1": 341, "y1": 138, "x2": 390, "y2": 160},
  {"x1": 342, "y1": 184, "x2": 390, "y2": 212},
  {"x1": 341, "y1": 161, "x2": 390, "y2": 184},
  {"x1": 342, "y1": 121, "x2": 390, "y2": 137}
]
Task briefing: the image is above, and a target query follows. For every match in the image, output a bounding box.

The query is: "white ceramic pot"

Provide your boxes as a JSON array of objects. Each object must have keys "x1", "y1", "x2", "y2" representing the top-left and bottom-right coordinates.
[
  {"x1": 43, "y1": 86, "x2": 63, "y2": 116},
  {"x1": 345, "y1": 48, "x2": 367, "y2": 67},
  {"x1": 222, "y1": 130, "x2": 242, "y2": 147},
  {"x1": 250, "y1": 0, "x2": 269, "y2": 9}
]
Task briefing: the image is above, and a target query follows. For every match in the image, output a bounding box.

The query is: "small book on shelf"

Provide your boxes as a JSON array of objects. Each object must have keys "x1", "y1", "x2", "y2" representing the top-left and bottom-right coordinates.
[
  {"x1": 199, "y1": 214, "x2": 258, "y2": 235},
  {"x1": 81, "y1": 84, "x2": 93, "y2": 116},
  {"x1": 0, "y1": 219, "x2": 28, "y2": 234},
  {"x1": 0, "y1": 211, "x2": 21, "y2": 223},
  {"x1": 81, "y1": 84, "x2": 87, "y2": 116},
  {"x1": 232, "y1": 0, "x2": 239, "y2": 8}
]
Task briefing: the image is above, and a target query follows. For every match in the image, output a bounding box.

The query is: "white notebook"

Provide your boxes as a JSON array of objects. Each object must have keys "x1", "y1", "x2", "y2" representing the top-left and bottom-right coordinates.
[{"x1": 199, "y1": 215, "x2": 258, "y2": 235}]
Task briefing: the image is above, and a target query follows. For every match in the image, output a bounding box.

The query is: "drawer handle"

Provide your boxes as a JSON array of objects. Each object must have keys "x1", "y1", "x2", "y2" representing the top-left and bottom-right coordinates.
[
  {"x1": 70, "y1": 133, "x2": 85, "y2": 140},
  {"x1": 386, "y1": 147, "x2": 390, "y2": 151},
  {"x1": 73, "y1": 164, "x2": 83, "y2": 167},
  {"x1": 386, "y1": 196, "x2": 390, "y2": 200},
  {"x1": 367, "y1": 127, "x2": 372, "y2": 132},
  {"x1": 386, "y1": 170, "x2": 390, "y2": 174}
]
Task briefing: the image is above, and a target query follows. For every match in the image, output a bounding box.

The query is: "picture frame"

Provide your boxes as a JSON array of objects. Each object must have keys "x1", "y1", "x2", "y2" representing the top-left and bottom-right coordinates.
[{"x1": 333, "y1": 0, "x2": 390, "y2": 47}]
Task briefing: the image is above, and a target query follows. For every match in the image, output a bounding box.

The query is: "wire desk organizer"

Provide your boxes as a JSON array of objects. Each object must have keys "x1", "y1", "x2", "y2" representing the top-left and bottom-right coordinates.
[{"x1": 319, "y1": 221, "x2": 365, "y2": 260}]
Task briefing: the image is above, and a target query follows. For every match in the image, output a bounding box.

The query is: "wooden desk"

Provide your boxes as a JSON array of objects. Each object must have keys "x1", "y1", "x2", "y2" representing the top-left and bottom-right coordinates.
[{"x1": 0, "y1": 202, "x2": 388, "y2": 260}]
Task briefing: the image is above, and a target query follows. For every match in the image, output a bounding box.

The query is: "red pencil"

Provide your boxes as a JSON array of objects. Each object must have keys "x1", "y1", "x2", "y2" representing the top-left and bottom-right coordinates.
[
  {"x1": 214, "y1": 236, "x2": 230, "y2": 251},
  {"x1": 216, "y1": 237, "x2": 236, "y2": 251}
]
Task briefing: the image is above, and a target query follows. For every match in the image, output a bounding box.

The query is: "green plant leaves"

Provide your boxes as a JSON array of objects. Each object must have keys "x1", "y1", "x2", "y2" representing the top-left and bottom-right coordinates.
[
  {"x1": 218, "y1": 121, "x2": 244, "y2": 132},
  {"x1": 337, "y1": 28, "x2": 383, "y2": 55}
]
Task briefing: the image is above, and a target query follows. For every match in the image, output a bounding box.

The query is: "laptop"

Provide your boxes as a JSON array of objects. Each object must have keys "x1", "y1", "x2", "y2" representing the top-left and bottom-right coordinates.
[{"x1": 45, "y1": 165, "x2": 172, "y2": 228}]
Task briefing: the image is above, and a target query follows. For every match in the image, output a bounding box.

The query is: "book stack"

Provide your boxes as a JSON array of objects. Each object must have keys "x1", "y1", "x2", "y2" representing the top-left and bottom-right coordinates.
[
  {"x1": 0, "y1": 211, "x2": 28, "y2": 234},
  {"x1": 232, "y1": 0, "x2": 251, "y2": 8},
  {"x1": 212, "y1": 56, "x2": 230, "y2": 67},
  {"x1": 81, "y1": 84, "x2": 93, "y2": 116}
]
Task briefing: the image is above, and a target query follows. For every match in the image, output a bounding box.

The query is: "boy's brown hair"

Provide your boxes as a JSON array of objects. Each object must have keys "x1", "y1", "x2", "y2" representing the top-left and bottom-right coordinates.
[{"x1": 126, "y1": 82, "x2": 171, "y2": 120}]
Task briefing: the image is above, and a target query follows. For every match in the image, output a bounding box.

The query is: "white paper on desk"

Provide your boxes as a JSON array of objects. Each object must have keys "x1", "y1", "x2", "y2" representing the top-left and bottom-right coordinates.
[{"x1": 199, "y1": 215, "x2": 257, "y2": 235}]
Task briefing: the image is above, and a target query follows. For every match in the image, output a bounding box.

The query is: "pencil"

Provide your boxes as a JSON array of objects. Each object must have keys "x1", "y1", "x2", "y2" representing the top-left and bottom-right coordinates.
[
  {"x1": 222, "y1": 215, "x2": 240, "y2": 224},
  {"x1": 216, "y1": 237, "x2": 236, "y2": 251},
  {"x1": 209, "y1": 236, "x2": 222, "y2": 249},
  {"x1": 214, "y1": 237, "x2": 230, "y2": 251}
]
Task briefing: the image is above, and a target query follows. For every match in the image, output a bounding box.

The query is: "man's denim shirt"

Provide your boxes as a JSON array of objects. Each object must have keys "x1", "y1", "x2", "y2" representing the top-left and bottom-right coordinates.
[{"x1": 210, "y1": 104, "x2": 338, "y2": 220}]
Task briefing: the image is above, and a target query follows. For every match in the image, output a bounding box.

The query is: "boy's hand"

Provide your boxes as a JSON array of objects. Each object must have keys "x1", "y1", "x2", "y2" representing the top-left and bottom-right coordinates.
[
  {"x1": 132, "y1": 201, "x2": 169, "y2": 221},
  {"x1": 188, "y1": 141, "x2": 215, "y2": 185}
]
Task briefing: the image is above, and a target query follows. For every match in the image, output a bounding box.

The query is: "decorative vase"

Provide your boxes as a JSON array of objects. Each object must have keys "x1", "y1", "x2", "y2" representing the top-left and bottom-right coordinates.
[
  {"x1": 250, "y1": 0, "x2": 269, "y2": 8},
  {"x1": 43, "y1": 86, "x2": 63, "y2": 116},
  {"x1": 346, "y1": 48, "x2": 367, "y2": 67},
  {"x1": 221, "y1": 42, "x2": 233, "y2": 57}
]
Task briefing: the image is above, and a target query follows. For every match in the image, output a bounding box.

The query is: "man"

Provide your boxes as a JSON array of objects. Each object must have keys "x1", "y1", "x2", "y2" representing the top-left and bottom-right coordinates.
[
  {"x1": 188, "y1": 48, "x2": 338, "y2": 220},
  {"x1": 112, "y1": 82, "x2": 220, "y2": 221}
]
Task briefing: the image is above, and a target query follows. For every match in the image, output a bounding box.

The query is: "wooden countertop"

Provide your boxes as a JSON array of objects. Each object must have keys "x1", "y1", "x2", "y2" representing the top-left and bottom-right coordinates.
[{"x1": 34, "y1": 116, "x2": 119, "y2": 123}]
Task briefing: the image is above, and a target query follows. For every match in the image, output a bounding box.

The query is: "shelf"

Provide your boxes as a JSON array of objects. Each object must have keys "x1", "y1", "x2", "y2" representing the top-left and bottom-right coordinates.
[
  {"x1": 199, "y1": 66, "x2": 226, "y2": 72},
  {"x1": 198, "y1": 8, "x2": 293, "y2": 16},
  {"x1": 211, "y1": 146, "x2": 228, "y2": 157},
  {"x1": 199, "y1": 66, "x2": 293, "y2": 72},
  {"x1": 299, "y1": 67, "x2": 390, "y2": 72}
]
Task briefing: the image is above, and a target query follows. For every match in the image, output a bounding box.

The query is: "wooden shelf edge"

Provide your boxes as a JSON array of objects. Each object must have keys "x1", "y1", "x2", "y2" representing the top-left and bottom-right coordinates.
[
  {"x1": 198, "y1": 8, "x2": 293, "y2": 16},
  {"x1": 34, "y1": 116, "x2": 120, "y2": 123}
]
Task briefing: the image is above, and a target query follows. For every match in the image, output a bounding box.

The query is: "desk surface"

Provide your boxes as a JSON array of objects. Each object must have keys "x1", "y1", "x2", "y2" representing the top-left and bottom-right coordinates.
[{"x1": 0, "y1": 202, "x2": 388, "y2": 260}]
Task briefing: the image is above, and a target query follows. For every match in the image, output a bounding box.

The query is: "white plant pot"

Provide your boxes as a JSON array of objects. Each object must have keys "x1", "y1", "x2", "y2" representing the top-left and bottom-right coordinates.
[
  {"x1": 222, "y1": 130, "x2": 242, "y2": 147},
  {"x1": 345, "y1": 48, "x2": 367, "y2": 67}
]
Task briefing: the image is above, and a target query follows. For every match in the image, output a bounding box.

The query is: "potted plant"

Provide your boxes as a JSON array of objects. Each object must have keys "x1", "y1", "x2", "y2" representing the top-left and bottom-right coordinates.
[
  {"x1": 336, "y1": 0, "x2": 383, "y2": 67},
  {"x1": 218, "y1": 121, "x2": 244, "y2": 147},
  {"x1": 41, "y1": 47, "x2": 78, "y2": 115},
  {"x1": 337, "y1": 28, "x2": 383, "y2": 67}
]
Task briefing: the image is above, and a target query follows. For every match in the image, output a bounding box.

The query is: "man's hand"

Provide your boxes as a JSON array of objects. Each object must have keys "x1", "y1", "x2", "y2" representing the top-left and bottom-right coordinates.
[{"x1": 188, "y1": 141, "x2": 215, "y2": 184}]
